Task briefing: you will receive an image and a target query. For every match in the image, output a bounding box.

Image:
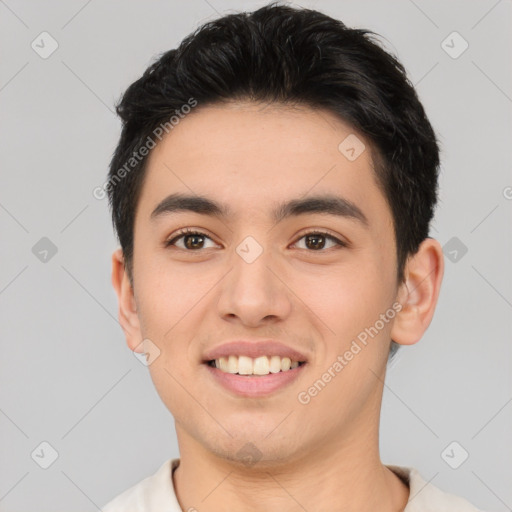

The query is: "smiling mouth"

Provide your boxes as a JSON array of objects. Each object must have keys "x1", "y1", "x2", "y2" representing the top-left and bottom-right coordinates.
[{"x1": 206, "y1": 355, "x2": 306, "y2": 376}]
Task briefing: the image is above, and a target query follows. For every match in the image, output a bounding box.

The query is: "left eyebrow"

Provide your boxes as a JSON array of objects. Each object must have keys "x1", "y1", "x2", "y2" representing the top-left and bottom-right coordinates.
[
  {"x1": 150, "y1": 192, "x2": 369, "y2": 227},
  {"x1": 273, "y1": 195, "x2": 369, "y2": 227}
]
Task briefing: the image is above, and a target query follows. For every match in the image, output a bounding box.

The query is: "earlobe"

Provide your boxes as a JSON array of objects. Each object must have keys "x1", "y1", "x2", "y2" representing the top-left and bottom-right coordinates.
[
  {"x1": 390, "y1": 238, "x2": 444, "y2": 346},
  {"x1": 111, "y1": 248, "x2": 143, "y2": 352}
]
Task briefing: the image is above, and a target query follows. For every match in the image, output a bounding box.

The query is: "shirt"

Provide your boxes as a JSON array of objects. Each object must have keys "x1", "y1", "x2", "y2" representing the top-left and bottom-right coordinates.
[{"x1": 101, "y1": 458, "x2": 482, "y2": 511}]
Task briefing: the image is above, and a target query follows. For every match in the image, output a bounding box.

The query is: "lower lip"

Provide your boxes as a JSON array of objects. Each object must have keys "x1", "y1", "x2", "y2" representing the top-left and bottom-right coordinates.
[{"x1": 204, "y1": 363, "x2": 307, "y2": 397}]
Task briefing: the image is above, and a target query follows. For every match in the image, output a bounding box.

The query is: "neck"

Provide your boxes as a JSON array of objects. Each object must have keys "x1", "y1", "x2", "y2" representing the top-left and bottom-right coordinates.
[{"x1": 172, "y1": 416, "x2": 409, "y2": 512}]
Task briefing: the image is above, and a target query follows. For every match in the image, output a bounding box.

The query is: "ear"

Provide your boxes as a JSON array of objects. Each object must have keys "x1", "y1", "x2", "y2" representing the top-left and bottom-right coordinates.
[
  {"x1": 111, "y1": 248, "x2": 144, "y2": 353},
  {"x1": 391, "y1": 238, "x2": 444, "y2": 346}
]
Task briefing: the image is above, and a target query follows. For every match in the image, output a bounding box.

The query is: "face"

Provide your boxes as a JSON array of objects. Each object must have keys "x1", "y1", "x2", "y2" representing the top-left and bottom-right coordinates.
[{"x1": 127, "y1": 102, "x2": 402, "y2": 467}]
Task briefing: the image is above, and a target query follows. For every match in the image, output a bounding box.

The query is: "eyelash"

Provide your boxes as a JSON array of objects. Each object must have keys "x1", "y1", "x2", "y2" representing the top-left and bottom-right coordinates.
[{"x1": 164, "y1": 228, "x2": 347, "y2": 251}]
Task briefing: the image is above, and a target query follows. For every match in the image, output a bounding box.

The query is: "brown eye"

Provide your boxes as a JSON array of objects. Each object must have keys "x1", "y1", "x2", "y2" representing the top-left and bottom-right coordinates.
[
  {"x1": 305, "y1": 234, "x2": 326, "y2": 250},
  {"x1": 183, "y1": 233, "x2": 205, "y2": 249},
  {"x1": 295, "y1": 231, "x2": 345, "y2": 251},
  {"x1": 165, "y1": 230, "x2": 216, "y2": 250}
]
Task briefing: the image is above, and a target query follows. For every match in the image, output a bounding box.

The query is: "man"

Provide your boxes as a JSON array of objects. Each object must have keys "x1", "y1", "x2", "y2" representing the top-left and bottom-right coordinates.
[{"x1": 102, "y1": 2, "x2": 481, "y2": 510}]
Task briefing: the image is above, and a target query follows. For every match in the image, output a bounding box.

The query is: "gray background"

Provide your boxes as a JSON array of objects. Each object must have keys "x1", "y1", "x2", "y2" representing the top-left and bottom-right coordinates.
[{"x1": 0, "y1": 0, "x2": 511, "y2": 510}]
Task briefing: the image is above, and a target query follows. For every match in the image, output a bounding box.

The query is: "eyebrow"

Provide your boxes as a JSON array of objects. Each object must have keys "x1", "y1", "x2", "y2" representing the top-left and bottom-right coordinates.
[{"x1": 150, "y1": 192, "x2": 368, "y2": 227}]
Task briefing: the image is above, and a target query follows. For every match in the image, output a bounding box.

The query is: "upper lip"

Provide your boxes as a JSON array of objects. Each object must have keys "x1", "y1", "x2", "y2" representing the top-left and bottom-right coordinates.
[{"x1": 202, "y1": 340, "x2": 308, "y2": 363}]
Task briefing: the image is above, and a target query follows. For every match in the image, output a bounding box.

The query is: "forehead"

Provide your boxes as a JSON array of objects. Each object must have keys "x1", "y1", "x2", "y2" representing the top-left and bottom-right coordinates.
[{"x1": 137, "y1": 102, "x2": 391, "y2": 230}]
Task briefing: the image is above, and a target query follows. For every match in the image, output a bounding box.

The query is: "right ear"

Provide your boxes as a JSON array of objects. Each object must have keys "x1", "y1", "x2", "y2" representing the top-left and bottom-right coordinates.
[{"x1": 111, "y1": 248, "x2": 144, "y2": 353}]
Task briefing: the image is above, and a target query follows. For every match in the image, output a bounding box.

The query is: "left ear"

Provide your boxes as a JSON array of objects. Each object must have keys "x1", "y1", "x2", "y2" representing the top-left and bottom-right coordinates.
[{"x1": 391, "y1": 237, "x2": 444, "y2": 346}]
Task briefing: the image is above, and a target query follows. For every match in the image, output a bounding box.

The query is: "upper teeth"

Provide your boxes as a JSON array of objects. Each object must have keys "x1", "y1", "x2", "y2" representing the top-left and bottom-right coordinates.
[{"x1": 213, "y1": 355, "x2": 301, "y2": 375}]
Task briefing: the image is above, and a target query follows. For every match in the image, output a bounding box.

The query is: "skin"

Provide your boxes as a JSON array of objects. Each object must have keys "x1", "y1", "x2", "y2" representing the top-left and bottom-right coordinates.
[{"x1": 112, "y1": 102, "x2": 444, "y2": 512}]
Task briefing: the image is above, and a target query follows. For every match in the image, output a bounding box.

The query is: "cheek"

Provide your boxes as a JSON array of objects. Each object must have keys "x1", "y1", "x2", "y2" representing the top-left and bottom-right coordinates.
[
  {"x1": 134, "y1": 244, "x2": 193, "y2": 319},
  {"x1": 137, "y1": 265, "x2": 204, "y2": 409},
  {"x1": 133, "y1": 253, "x2": 218, "y2": 360},
  {"x1": 297, "y1": 260, "x2": 391, "y2": 334}
]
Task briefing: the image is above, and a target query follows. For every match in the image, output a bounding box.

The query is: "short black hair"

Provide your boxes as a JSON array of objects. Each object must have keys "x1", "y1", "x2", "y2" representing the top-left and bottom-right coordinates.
[{"x1": 106, "y1": 1, "x2": 440, "y2": 291}]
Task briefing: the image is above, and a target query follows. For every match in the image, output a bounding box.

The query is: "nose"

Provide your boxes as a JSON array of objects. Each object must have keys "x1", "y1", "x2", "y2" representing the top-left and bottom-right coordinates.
[{"x1": 216, "y1": 238, "x2": 292, "y2": 327}]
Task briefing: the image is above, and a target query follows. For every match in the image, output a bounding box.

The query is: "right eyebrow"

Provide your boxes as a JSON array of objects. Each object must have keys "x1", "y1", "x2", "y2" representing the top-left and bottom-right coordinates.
[{"x1": 150, "y1": 193, "x2": 230, "y2": 221}]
